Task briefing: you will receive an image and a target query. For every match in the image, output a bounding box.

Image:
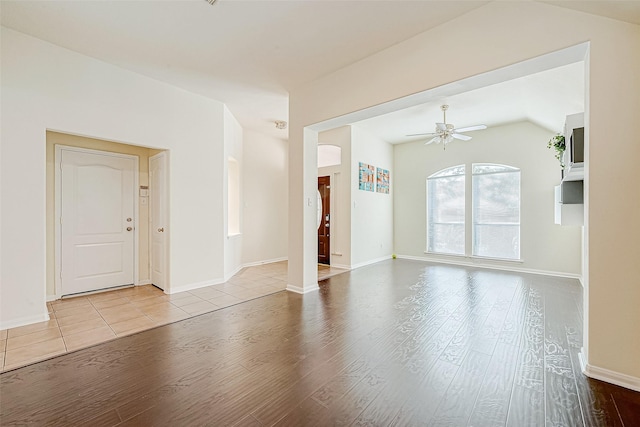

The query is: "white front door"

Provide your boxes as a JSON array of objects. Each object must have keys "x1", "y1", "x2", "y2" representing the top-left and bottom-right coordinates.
[
  {"x1": 149, "y1": 152, "x2": 167, "y2": 291},
  {"x1": 60, "y1": 147, "x2": 136, "y2": 296}
]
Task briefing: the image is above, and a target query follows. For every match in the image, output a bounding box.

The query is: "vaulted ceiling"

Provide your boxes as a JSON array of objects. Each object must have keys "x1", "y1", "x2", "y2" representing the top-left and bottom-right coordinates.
[{"x1": 2, "y1": 1, "x2": 638, "y2": 141}]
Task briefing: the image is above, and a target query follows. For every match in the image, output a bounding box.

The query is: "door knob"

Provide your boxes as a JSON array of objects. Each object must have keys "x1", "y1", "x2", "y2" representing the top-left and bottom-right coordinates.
[
  {"x1": 126, "y1": 218, "x2": 132, "y2": 222},
  {"x1": 126, "y1": 227, "x2": 133, "y2": 231},
  {"x1": 158, "y1": 228, "x2": 164, "y2": 232},
  {"x1": 325, "y1": 223, "x2": 330, "y2": 228}
]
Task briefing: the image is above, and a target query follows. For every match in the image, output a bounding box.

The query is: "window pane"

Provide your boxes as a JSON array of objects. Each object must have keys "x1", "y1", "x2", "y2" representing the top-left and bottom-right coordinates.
[
  {"x1": 430, "y1": 165, "x2": 465, "y2": 178},
  {"x1": 427, "y1": 166, "x2": 465, "y2": 255},
  {"x1": 472, "y1": 164, "x2": 518, "y2": 174},
  {"x1": 428, "y1": 223, "x2": 465, "y2": 254},
  {"x1": 473, "y1": 173, "x2": 520, "y2": 223},
  {"x1": 472, "y1": 165, "x2": 520, "y2": 260},
  {"x1": 474, "y1": 224, "x2": 520, "y2": 259}
]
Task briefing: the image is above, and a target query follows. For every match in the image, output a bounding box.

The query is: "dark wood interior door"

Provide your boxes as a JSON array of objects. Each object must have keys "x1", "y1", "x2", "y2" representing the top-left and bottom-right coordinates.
[{"x1": 318, "y1": 176, "x2": 330, "y2": 265}]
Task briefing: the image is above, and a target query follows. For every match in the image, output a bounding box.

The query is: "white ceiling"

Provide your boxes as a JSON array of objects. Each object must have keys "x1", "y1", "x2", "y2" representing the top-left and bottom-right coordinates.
[
  {"x1": 1, "y1": 1, "x2": 638, "y2": 141},
  {"x1": 353, "y1": 62, "x2": 585, "y2": 144}
]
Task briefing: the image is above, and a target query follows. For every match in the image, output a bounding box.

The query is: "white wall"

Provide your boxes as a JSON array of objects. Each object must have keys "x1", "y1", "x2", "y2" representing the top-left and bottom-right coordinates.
[
  {"x1": 394, "y1": 121, "x2": 582, "y2": 275},
  {"x1": 223, "y1": 106, "x2": 244, "y2": 279},
  {"x1": 350, "y1": 126, "x2": 394, "y2": 267},
  {"x1": 289, "y1": 2, "x2": 640, "y2": 385},
  {"x1": 317, "y1": 125, "x2": 393, "y2": 269},
  {"x1": 318, "y1": 126, "x2": 352, "y2": 268},
  {"x1": 241, "y1": 129, "x2": 289, "y2": 266},
  {"x1": 0, "y1": 28, "x2": 229, "y2": 328}
]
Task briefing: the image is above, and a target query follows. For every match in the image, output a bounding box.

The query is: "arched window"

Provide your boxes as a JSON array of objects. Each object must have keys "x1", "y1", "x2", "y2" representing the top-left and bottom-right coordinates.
[
  {"x1": 472, "y1": 163, "x2": 520, "y2": 259},
  {"x1": 317, "y1": 144, "x2": 342, "y2": 168},
  {"x1": 426, "y1": 163, "x2": 521, "y2": 260},
  {"x1": 427, "y1": 165, "x2": 465, "y2": 255}
]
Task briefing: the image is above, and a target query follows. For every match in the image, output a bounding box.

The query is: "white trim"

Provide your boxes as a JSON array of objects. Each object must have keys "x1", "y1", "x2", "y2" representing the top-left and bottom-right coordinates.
[
  {"x1": 396, "y1": 254, "x2": 582, "y2": 280},
  {"x1": 578, "y1": 350, "x2": 588, "y2": 373},
  {"x1": 349, "y1": 255, "x2": 393, "y2": 270},
  {"x1": 242, "y1": 257, "x2": 288, "y2": 268},
  {"x1": 48, "y1": 280, "x2": 152, "y2": 302},
  {"x1": 54, "y1": 145, "x2": 140, "y2": 297},
  {"x1": 149, "y1": 151, "x2": 169, "y2": 293},
  {"x1": 224, "y1": 265, "x2": 243, "y2": 283},
  {"x1": 579, "y1": 349, "x2": 640, "y2": 392},
  {"x1": 329, "y1": 263, "x2": 351, "y2": 270},
  {"x1": 167, "y1": 278, "x2": 224, "y2": 294},
  {"x1": 467, "y1": 255, "x2": 524, "y2": 264},
  {"x1": 286, "y1": 283, "x2": 320, "y2": 294},
  {"x1": 0, "y1": 311, "x2": 50, "y2": 331}
]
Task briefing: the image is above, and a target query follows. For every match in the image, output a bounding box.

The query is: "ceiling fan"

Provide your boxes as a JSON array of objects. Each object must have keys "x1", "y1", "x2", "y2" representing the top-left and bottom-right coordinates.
[{"x1": 407, "y1": 104, "x2": 487, "y2": 149}]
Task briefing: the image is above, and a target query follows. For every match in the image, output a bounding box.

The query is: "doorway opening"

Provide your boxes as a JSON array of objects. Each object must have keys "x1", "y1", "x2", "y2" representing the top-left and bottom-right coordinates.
[
  {"x1": 47, "y1": 131, "x2": 167, "y2": 299},
  {"x1": 317, "y1": 176, "x2": 331, "y2": 265}
]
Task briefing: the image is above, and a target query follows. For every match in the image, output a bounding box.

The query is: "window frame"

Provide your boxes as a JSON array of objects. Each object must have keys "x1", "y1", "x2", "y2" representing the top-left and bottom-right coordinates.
[
  {"x1": 426, "y1": 164, "x2": 466, "y2": 256},
  {"x1": 425, "y1": 163, "x2": 522, "y2": 262},
  {"x1": 471, "y1": 163, "x2": 521, "y2": 261}
]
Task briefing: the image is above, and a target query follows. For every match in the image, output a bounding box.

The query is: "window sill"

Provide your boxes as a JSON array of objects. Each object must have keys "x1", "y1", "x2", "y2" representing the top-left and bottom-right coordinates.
[
  {"x1": 424, "y1": 251, "x2": 466, "y2": 258},
  {"x1": 469, "y1": 255, "x2": 523, "y2": 263},
  {"x1": 424, "y1": 252, "x2": 523, "y2": 263}
]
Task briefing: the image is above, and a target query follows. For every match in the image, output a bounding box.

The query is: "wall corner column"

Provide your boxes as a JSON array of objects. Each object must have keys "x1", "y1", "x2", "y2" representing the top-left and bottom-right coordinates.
[{"x1": 287, "y1": 126, "x2": 319, "y2": 294}]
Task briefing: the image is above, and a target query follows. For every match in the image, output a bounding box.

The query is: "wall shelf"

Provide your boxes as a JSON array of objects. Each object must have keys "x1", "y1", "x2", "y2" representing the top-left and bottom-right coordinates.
[{"x1": 555, "y1": 112, "x2": 585, "y2": 226}]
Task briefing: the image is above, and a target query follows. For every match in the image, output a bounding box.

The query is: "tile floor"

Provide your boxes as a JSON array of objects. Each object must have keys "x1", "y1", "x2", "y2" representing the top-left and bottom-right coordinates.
[{"x1": 0, "y1": 261, "x2": 347, "y2": 372}]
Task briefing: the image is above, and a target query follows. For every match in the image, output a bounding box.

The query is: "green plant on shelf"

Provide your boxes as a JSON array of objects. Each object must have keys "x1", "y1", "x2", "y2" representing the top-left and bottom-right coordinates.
[{"x1": 547, "y1": 133, "x2": 565, "y2": 168}]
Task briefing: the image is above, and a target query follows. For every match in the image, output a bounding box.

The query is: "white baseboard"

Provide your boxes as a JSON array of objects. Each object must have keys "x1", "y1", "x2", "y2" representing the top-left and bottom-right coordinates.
[
  {"x1": 349, "y1": 255, "x2": 393, "y2": 270},
  {"x1": 329, "y1": 263, "x2": 351, "y2": 270},
  {"x1": 286, "y1": 283, "x2": 319, "y2": 294},
  {"x1": 579, "y1": 349, "x2": 640, "y2": 392},
  {"x1": 1, "y1": 311, "x2": 50, "y2": 331},
  {"x1": 224, "y1": 265, "x2": 244, "y2": 282},
  {"x1": 136, "y1": 280, "x2": 152, "y2": 286},
  {"x1": 242, "y1": 257, "x2": 287, "y2": 268},
  {"x1": 396, "y1": 254, "x2": 582, "y2": 280},
  {"x1": 167, "y1": 278, "x2": 224, "y2": 294},
  {"x1": 47, "y1": 294, "x2": 58, "y2": 302}
]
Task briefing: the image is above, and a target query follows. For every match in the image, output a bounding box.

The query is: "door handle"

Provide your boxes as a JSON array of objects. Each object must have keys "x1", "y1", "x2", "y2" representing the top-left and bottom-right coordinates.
[
  {"x1": 325, "y1": 223, "x2": 330, "y2": 228},
  {"x1": 158, "y1": 228, "x2": 164, "y2": 232},
  {"x1": 126, "y1": 227, "x2": 133, "y2": 231}
]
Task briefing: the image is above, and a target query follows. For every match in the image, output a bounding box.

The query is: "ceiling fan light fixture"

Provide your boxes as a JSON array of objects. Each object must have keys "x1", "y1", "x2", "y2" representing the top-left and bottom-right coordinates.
[{"x1": 406, "y1": 104, "x2": 487, "y2": 149}]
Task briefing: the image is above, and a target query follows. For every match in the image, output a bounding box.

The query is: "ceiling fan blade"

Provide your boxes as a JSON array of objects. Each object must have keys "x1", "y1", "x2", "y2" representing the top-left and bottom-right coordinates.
[
  {"x1": 406, "y1": 132, "x2": 437, "y2": 137},
  {"x1": 453, "y1": 124, "x2": 487, "y2": 133},
  {"x1": 425, "y1": 137, "x2": 440, "y2": 145},
  {"x1": 435, "y1": 122, "x2": 447, "y2": 131},
  {"x1": 452, "y1": 133, "x2": 472, "y2": 141}
]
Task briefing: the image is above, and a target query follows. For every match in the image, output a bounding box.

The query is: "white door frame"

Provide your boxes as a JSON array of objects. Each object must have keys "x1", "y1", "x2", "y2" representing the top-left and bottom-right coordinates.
[
  {"x1": 54, "y1": 145, "x2": 139, "y2": 299},
  {"x1": 149, "y1": 151, "x2": 169, "y2": 292}
]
